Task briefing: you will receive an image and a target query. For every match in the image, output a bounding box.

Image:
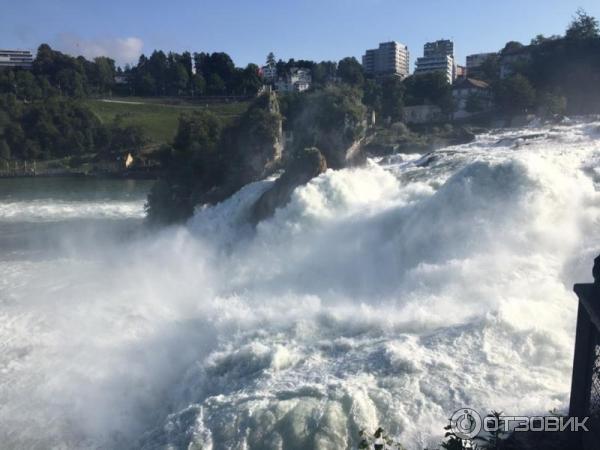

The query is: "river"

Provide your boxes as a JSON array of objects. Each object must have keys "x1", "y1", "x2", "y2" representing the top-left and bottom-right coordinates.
[{"x1": 1, "y1": 120, "x2": 600, "y2": 449}]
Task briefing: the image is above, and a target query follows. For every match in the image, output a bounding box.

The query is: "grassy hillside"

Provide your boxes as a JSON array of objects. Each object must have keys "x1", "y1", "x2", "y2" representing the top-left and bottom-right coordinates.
[{"x1": 85, "y1": 97, "x2": 250, "y2": 146}]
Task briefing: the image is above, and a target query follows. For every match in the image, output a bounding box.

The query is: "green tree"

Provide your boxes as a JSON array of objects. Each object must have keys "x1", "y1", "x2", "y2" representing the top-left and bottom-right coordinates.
[
  {"x1": 15, "y1": 71, "x2": 41, "y2": 101},
  {"x1": 168, "y1": 62, "x2": 190, "y2": 95},
  {"x1": 530, "y1": 34, "x2": 561, "y2": 46},
  {"x1": 337, "y1": 57, "x2": 364, "y2": 86},
  {"x1": 191, "y1": 73, "x2": 206, "y2": 96},
  {"x1": 312, "y1": 61, "x2": 337, "y2": 86},
  {"x1": 148, "y1": 50, "x2": 169, "y2": 94},
  {"x1": 56, "y1": 69, "x2": 85, "y2": 97},
  {"x1": 362, "y1": 79, "x2": 382, "y2": 113},
  {"x1": 494, "y1": 73, "x2": 536, "y2": 115},
  {"x1": 92, "y1": 57, "x2": 116, "y2": 94},
  {"x1": 173, "y1": 111, "x2": 222, "y2": 153},
  {"x1": 566, "y1": 9, "x2": 600, "y2": 41},
  {"x1": 501, "y1": 41, "x2": 525, "y2": 54},
  {"x1": 138, "y1": 73, "x2": 157, "y2": 95},
  {"x1": 537, "y1": 92, "x2": 567, "y2": 117},
  {"x1": 477, "y1": 54, "x2": 500, "y2": 83},
  {"x1": 235, "y1": 64, "x2": 262, "y2": 95},
  {"x1": 207, "y1": 73, "x2": 226, "y2": 95},
  {"x1": 380, "y1": 77, "x2": 405, "y2": 122},
  {"x1": 404, "y1": 72, "x2": 454, "y2": 114},
  {"x1": 0, "y1": 139, "x2": 10, "y2": 160}
]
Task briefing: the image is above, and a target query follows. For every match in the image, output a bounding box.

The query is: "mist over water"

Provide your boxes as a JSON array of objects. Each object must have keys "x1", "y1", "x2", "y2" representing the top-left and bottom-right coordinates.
[{"x1": 2, "y1": 121, "x2": 600, "y2": 449}]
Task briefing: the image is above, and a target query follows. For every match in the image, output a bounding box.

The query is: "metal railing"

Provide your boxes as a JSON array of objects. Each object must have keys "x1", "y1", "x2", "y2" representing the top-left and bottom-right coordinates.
[{"x1": 570, "y1": 255, "x2": 600, "y2": 450}]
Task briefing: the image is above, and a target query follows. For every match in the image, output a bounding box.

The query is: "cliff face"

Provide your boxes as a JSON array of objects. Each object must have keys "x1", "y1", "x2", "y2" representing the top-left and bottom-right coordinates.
[
  {"x1": 227, "y1": 91, "x2": 284, "y2": 186},
  {"x1": 146, "y1": 92, "x2": 285, "y2": 225},
  {"x1": 287, "y1": 86, "x2": 367, "y2": 170}
]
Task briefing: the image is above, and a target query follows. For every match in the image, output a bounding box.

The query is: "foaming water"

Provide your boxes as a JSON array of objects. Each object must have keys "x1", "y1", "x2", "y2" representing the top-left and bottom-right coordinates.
[
  {"x1": 2, "y1": 121, "x2": 600, "y2": 449},
  {"x1": 0, "y1": 199, "x2": 145, "y2": 222}
]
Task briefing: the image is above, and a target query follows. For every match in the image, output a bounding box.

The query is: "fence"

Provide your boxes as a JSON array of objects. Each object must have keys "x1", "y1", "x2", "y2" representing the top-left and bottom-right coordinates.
[{"x1": 570, "y1": 255, "x2": 600, "y2": 450}]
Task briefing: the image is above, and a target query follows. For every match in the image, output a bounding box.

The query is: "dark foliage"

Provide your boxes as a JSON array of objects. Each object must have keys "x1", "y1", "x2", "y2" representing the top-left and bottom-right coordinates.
[
  {"x1": 145, "y1": 94, "x2": 282, "y2": 225},
  {"x1": 0, "y1": 93, "x2": 145, "y2": 161}
]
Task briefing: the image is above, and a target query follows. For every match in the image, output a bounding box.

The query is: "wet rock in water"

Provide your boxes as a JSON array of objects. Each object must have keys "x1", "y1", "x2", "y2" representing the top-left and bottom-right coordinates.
[
  {"x1": 510, "y1": 114, "x2": 537, "y2": 127},
  {"x1": 448, "y1": 126, "x2": 476, "y2": 145},
  {"x1": 250, "y1": 147, "x2": 327, "y2": 224},
  {"x1": 416, "y1": 153, "x2": 438, "y2": 167}
]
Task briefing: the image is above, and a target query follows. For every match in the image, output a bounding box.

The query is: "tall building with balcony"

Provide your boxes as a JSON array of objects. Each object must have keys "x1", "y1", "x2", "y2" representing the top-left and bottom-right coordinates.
[
  {"x1": 0, "y1": 49, "x2": 34, "y2": 69},
  {"x1": 414, "y1": 39, "x2": 455, "y2": 83},
  {"x1": 424, "y1": 39, "x2": 454, "y2": 58},
  {"x1": 362, "y1": 41, "x2": 410, "y2": 78}
]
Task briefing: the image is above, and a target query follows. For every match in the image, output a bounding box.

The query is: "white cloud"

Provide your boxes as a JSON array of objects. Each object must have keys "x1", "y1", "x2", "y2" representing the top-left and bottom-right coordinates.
[{"x1": 53, "y1": 33, "x2": 144, "y2": 66}]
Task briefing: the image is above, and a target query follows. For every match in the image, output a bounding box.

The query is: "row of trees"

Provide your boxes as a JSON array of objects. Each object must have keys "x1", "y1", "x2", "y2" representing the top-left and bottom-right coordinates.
[
  {"x1": 124, "y1": 51, "x2": 263, "y2": 97},
  {"x1": 0, "y1": 93, "x2": 144, "y2": 161},
  {"x1": 466, "y1": 10, "x2": 600, "y2": 116},
  {"x1": 0, "y1": 45, "x2": 266, "y2": 100},
  {"x1": 0, "y1": 44, "x2": 117, "y2": 100}
]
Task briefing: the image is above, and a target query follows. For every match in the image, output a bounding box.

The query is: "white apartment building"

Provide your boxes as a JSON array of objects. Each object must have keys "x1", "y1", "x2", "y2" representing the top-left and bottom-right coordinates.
[
  {"x1": 0, "y1": 49, "x2": 34, "y2": 69},
  {"x1": 362, "y1": 41, "x2": 410, "y2": 78},
  {"x1": 414, "y1": 39, "x2": 455, "y2": 83},
  {"x1": 424, "y1": 39, "x2": 454, "y2": 58},
  {"x1": 275, "y1": 67, "x2": 312, "y2": 93},
  {"x1": 415, "y1": 54, "x2": 454, "y2": 83}
]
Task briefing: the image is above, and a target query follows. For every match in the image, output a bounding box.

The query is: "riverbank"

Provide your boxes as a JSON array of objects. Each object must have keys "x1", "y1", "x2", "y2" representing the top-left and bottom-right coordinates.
[
  {"x1": 0, "y1": 149, "x2": 162, "y2": 180},
  {"x1": 0, "y1": 170, "x2": 160, "y2": 180}
]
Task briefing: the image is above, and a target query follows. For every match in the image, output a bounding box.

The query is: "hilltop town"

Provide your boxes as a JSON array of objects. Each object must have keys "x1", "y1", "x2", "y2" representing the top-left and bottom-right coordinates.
[
  {"x1": 0, "y1": 10, "x2": 599, "y2": 210},
  {"x1": 0, "y1": 33, "x2": 550, "y2": 127}
]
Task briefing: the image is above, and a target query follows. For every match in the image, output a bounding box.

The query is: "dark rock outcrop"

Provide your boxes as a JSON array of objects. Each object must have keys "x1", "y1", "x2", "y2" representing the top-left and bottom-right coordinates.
[
  {"x1": 250, "y1": 147, "x2": 327, "y2": 224},
  {"x1": 362, "y1": 124, "x2": 477, "y2": 157},
  {"x1": 288, "y1": 86, "x2": 367, "y2": 170},
  {"x1": 224, "y1": 91, "x2": 284, "y2": 187}
]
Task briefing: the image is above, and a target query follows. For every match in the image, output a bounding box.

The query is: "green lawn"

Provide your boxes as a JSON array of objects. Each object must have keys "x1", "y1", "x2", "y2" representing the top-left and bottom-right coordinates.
[{"x1": 85, "y1": 97, "x2": 250, "y2": 146}]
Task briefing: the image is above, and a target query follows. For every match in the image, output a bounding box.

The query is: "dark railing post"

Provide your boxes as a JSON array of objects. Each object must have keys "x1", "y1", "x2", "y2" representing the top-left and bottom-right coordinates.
[{"x1": 570, "y1": 255, "x2": 600, "y2": 450}]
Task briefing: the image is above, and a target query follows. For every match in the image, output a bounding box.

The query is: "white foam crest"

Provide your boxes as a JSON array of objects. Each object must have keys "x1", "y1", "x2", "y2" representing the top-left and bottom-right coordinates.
[{"x1": 0, "y1": 199, "x2": 145, "y2": 222}]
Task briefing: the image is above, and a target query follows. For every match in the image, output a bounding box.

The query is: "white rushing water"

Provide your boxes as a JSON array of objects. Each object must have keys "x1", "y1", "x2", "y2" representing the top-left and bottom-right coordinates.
[{"x1": 1, "y1": 120, "x2": 600, "y2": 449}]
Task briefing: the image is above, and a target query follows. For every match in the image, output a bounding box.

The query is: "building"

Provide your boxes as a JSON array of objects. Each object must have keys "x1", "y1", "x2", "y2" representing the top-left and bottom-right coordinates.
[
  {"x1": 0, "y1": 49, "x2": 34, "y2": 69},
  {"x1": 424, "y1": 39, "x2": 454, "y2": 58},
  {"x1": 275, "y1": 67, "x2": 312, "y2": 93},
  {"x1": 452, "y1": 77, "x2": 492, "y2": 120},
  {"x1": 466, "y1": 52, "x2": 497, "y2": 78},
  {"x1": 362, "y1": 41, "x2": 410, "y2": 78},
  {"x1": 403, "y1": 105, "x2": 444, "y2": 124},
  {"x1": 260, "y1": 65, "x2": 278, "y2": 84},
  {"x1": 455, "y1": 65, "x2": 467, "y2": 79},
  {"x1": 415, "y1": 55, "x2": 455, "y2": 83},
  {"x1": 414, "y1": 39, "x2": 455, "y2": 83}
]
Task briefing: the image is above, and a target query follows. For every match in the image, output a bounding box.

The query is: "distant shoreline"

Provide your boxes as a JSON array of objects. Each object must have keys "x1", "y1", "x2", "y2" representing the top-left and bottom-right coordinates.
[{"x1": 0, "y1": 170, "x2": 160, "y2": 180}]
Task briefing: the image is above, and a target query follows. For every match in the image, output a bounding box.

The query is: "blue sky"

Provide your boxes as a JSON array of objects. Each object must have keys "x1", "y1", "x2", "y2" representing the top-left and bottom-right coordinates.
[{"x1": 3, "y1": 0, "x2": 600, "y2": 68}]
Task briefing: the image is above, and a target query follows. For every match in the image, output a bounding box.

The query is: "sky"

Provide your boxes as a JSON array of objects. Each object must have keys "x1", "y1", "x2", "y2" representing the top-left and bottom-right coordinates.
[{"x1": 2, "y1": 0, "x2": 600, "y2": 69}]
